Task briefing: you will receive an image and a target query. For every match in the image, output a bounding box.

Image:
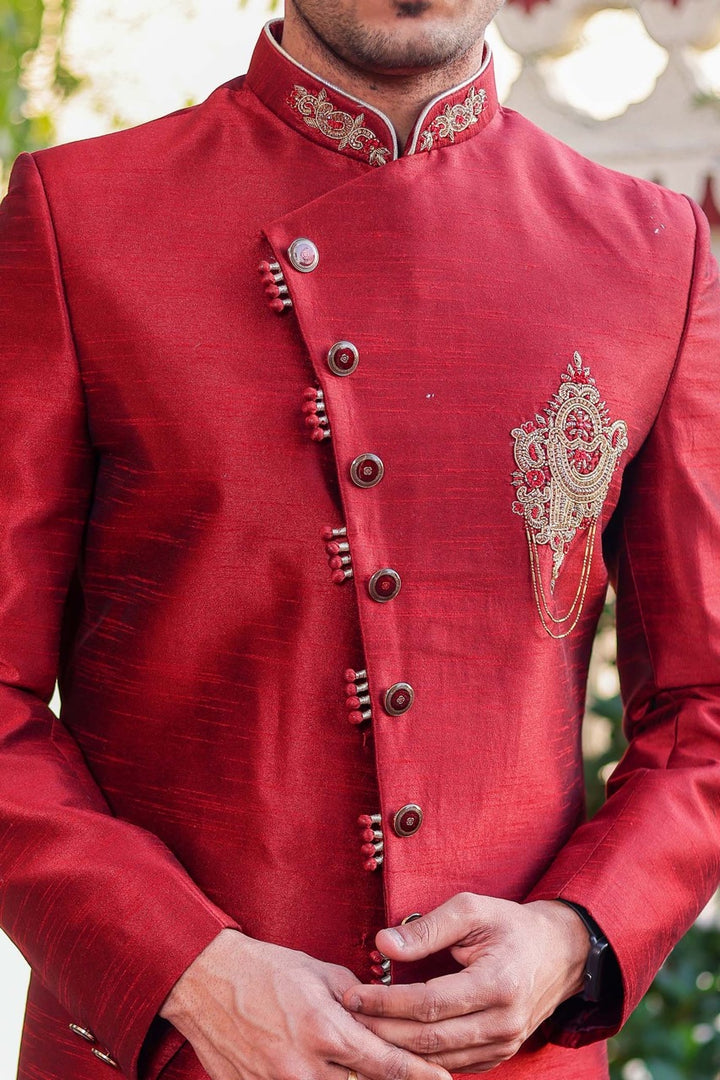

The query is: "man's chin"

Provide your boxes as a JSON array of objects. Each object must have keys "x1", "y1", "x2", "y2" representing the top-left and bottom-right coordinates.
[{"x1": 333, "y1": 26, "x2": 477, "y2": 75}]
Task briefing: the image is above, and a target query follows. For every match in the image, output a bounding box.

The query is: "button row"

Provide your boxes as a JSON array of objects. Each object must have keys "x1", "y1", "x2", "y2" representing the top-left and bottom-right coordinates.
[
  {"x1": 327, "y1": 334, "x2": 399, "y2": 601},
  {"x1": 68, "y1": 1024, "x2": 118, "y2": 1068},
  {"x1": 286, "y1": 253, "x2": 415, "y2": 859}
]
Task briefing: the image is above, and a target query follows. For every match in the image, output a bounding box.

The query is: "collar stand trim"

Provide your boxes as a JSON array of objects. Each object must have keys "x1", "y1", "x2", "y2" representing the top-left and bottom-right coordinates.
[
  {"x1": 246, "y1": 19, "x2": 498, "y2": 166},
  {"x1": 288, "y1": 84, "x2": 394, "y2": 167}
]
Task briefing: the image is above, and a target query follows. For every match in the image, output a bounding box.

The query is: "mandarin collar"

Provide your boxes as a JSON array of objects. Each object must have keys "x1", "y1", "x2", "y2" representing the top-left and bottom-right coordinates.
[{"x1": 245, "y1": 19, "x2": 499, "y2": 167}]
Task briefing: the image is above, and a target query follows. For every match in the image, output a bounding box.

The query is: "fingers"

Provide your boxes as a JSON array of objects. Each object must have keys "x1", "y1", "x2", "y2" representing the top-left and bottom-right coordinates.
[
  {"x1": 335, "y1": 1010, "x2": 452, "y2": 1080},
  {"x1": 424, "y1": 1042, "x2": 524, "y2": 1072},
  {"x1": 348, "y1": 1011, "x2": 525, "y2": 1074},
  {"x1": 373, "y1": 892, "x2": 495, "y2": 963},
  {"x1": 349, "y1": 1012, "x2": 491, "y2": 1056},
  {"x1": 345, "y1": 968, "x2": 493, "y2": 1022}
]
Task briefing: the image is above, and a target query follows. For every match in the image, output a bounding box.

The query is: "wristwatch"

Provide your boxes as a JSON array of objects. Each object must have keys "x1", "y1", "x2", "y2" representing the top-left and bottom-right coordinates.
[{"x1": 557, "y1": 899, "x2": 610, "y2": 1003}]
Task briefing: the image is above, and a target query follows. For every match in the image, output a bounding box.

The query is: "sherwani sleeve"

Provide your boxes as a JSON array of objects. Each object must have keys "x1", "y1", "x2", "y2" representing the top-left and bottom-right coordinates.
[
  {"x1": 526, "y1": 197, "x2": 720, "y2": 1044},
  {"x1": 0, "y1": 152, "x2": 240, "y2": 1078}
]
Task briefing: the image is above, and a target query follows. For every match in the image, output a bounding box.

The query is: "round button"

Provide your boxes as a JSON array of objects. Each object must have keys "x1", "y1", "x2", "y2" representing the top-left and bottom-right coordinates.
[
  {"x1": 368, "y1": 568, "x2": 401, "y2": 603},
  {"x1": 350, "y1": 454, "x2": 384, "y2": 489},
  {"x1": 401, "y1": 912, "x2": 422, "y2": 924},
  {"x1": 287, "y1": 238, "x2": 319, "y2": 273},
  {"x1": 327, "y1": 341, "x2": 359, "y2": 377},
  {"x1": 384, "y1": 682, "x2": 414, "y2": 716},
  {"x1": 393, "y1": 804, "x2": 423, "y2": 837}
]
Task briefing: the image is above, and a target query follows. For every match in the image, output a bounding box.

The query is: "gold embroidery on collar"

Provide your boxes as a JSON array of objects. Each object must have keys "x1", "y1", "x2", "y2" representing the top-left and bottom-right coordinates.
[
  {"x1": 511, "y1": 352, "x2": 628, "y2": 639},
  {"x1": 288, "y1": 85, "x2": 392, "y2": 166},
  {"x1": 417, "y1": 85, "x2": 487, "y2": 152}
]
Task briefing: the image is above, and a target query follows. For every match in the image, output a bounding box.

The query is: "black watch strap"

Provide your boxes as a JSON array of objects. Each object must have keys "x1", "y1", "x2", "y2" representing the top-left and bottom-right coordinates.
[{"x1": 557, "y1": 899, "x2": 610, "y2": 1003}]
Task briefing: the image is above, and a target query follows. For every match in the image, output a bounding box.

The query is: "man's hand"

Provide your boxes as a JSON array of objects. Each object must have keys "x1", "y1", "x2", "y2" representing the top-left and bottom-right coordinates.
[
  {"x1": 159, "y1": 928, "x2": 453, "y2": 1080},
  {"x1": 341, "y1": 893, "x2": 590, "y2": 1073}
]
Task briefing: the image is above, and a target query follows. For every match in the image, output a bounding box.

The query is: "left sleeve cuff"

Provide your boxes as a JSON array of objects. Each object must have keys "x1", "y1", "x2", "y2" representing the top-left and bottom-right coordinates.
[
  {"x1": 538, "y1": 936, "x2": 624, "y2": 1048},
  {"x1": 527, "y1": 887, "x2": 625, "y2": 1048}
]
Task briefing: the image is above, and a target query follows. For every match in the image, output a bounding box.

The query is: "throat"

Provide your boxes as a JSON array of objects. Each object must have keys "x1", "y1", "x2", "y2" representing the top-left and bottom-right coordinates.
[{"x1": 280, "y1": 11, "x2": 487, "y2": 154}]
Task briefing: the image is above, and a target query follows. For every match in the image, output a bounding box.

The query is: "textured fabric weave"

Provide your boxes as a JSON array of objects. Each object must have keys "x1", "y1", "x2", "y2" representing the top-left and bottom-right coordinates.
[{"x1": 1, "y1": 18, "x2": 719, "y2": 1080}]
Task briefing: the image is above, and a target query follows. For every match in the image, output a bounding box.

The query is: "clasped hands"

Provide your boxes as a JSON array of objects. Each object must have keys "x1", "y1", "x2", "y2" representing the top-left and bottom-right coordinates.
[
  {"x1": 342, "y1": 893, "x2": 589, "y2": 1074},
  {"x1": 160, "y1": 892, "x2": 590, "y2": 1080}
]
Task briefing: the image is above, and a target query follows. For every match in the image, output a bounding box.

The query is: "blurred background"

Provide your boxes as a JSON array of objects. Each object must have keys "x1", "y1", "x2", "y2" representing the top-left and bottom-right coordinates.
[{"x1": 0, "y1": 1, "x2": 719, "y2": 1078}]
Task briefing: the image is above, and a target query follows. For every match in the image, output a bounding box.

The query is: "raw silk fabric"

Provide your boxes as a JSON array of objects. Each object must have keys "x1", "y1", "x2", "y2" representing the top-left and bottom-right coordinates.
[{"x1": 0, "y1": 18, "x2": 719, "y2": 1080}]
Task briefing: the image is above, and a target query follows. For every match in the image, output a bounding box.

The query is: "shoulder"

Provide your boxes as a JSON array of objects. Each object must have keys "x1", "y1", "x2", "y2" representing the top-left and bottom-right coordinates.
[
  {"x1": 494, "y1": 106, "x2": 697, "y2": 251},
  {"x1": 29, "y1": 74, "x2": 253, "y2": 192}
]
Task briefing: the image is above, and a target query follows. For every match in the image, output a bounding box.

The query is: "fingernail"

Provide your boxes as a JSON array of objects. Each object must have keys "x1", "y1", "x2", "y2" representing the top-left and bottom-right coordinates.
[
  {"x1": 346, "y1": 994, "x2": 363, "y2": 1012},
  {"x1": 383, "y1": 928, "x2": 405, "y2": 949}
]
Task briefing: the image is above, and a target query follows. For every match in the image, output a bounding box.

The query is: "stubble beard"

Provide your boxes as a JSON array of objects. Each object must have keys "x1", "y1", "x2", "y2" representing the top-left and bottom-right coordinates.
[{"x1": 289, "y1": 0, "x2": 492, "y2": 72}]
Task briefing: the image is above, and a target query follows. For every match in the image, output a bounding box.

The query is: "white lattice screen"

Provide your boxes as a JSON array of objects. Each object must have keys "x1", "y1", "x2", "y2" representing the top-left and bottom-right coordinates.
[{"x1": 495, "y1": 0, "x2": 719, "y2": 246}]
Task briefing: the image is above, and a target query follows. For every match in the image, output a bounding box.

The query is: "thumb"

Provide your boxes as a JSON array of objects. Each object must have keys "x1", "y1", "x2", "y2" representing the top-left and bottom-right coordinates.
[{"x1": 375, "y1": 893, "x2": 488, "y2": 961}]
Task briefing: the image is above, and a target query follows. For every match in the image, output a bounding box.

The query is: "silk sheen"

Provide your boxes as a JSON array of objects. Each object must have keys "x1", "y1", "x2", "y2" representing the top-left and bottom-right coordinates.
[{"x1": 1, "y1": 18, "x2": 719, "y2": 1080}]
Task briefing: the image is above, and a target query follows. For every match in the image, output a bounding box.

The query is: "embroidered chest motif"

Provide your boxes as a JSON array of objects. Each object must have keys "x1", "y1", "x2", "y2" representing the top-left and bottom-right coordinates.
[
  {"x1": 417, "y1": 86, "x2": 487, "y2": 152},
  {"x1": 288, "y1": 85, "x2": 392, "y2": 167},
  {"x1": 511, "y1": 352, "x2": 628, "y2": 638}
]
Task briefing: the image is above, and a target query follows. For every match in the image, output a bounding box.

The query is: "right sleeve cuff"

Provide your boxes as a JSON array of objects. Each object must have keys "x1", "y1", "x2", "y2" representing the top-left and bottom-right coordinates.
[
  {"x1": 136, "y1": 924, "x2": 245, "y2": 1080},
  {"x1": 103, "y1": 905, "x2": 242, "y2": 1080}
]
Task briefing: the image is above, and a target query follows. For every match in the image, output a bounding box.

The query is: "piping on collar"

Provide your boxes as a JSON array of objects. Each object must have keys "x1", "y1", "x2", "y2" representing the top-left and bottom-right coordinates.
[{"x1": 244, "y1": 19, "x2": 499, "y2": 167}]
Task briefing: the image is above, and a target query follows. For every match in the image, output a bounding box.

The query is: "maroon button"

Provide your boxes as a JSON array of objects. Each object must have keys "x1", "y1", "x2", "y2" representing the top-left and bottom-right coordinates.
[
  {"x1": 327, "y1": 341, "x2": 359, "y2": 376},
  {"x1": 287, "y1": 237, "x2": 319, "y2": 273},
  {"x1": 393, "y1": 804, "x2": 423, "y2": 837},
  {"x1": 368, "y1": 568, "x2": 401, "y2": 603},
  {"x1": 350, "y1": 454, "x2": 384, "y2": 489},
  {"x1": 384, "y1": 682, "x2": 414, "y2": 716}
]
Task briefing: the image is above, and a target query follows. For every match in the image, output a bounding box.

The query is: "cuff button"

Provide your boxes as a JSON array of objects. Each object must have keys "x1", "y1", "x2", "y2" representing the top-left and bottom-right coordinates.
[
  {"x1": 91, "y1": 1048, "x2": 119, "y2": 1068},
  {"x1": 69, "y1": 1024, "x2": 95, "y2": 1043}
]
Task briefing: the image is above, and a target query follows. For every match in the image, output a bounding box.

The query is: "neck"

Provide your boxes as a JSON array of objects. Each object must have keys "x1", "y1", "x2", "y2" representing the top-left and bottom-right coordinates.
[{"x1": 280, "y1": 11, "x2": 486, "y2": 151}]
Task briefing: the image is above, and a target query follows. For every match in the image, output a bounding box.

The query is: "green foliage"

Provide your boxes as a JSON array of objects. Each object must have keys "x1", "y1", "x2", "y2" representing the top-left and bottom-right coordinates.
[
  {"x1": 0, "y1": 0, "x2": 77, "y2": 183},
  {"x1": 586, "y1": 595, "x2": 720, "y2": 1080},
  {"x1": 608, "y1": 927, "x2": 720, "y2": 1080},
  {"x1": 695, "y1": 91, "x2": 720, "y2": 115},
  {"x1": 0, "y1": 0, "x2": 45, "y2": 162}
]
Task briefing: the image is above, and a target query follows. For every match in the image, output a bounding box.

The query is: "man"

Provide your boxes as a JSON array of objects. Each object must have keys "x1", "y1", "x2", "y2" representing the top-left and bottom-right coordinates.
[{"x1": 1, "y1": 0, "x2": 718, "y2": 1078}]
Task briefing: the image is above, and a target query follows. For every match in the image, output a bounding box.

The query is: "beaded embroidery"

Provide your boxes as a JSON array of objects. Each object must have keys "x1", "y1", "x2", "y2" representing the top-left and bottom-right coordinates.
[
  {"x1": 417, "y1": 86, "x2": 487, "y2": 152},
  {"x1": 511, "y1": 352, "x2": 628, "y2": 638},
  {"x1": 288, "y1": 85, "x2": 392, "y2": 166}
]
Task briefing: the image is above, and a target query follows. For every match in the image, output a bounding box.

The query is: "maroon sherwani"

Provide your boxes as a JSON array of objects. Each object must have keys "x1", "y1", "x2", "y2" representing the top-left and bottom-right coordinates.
[{"x1": 1, "y1": 18, "x2": 719, "y2": 1080}]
